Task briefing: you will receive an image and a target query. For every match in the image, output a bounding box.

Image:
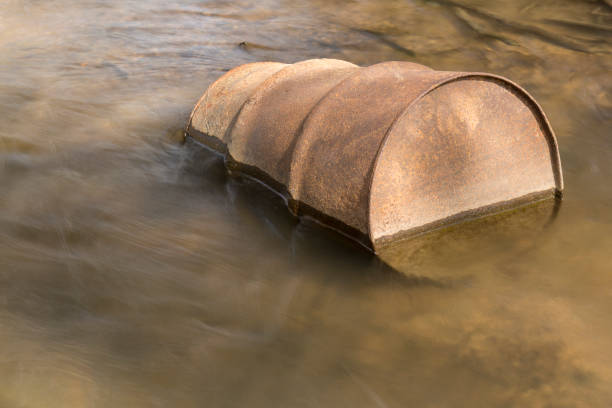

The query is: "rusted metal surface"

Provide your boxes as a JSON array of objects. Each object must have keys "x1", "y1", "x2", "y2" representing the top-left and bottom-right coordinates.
[
  {"x1": 188, "y1": 62, "x2": 287, "y2": 151},
  {"x1": 186, "y1": 58, "x2": 563, "y2": 252},
  {"x1": 229, "y1": 59, "x2": 358, "y2": 187}
]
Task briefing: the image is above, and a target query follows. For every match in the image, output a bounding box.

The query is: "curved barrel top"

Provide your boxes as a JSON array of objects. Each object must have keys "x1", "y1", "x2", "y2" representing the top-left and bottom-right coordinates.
[{"x1": 186, "y1": 59, "x2": 563, "y2": 251}]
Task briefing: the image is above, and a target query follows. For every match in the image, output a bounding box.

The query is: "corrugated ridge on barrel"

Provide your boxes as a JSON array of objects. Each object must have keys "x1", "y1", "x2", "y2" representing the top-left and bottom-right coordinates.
[
  {"x1": 288, "y1": 62, "x2": 456, "y2": 240},
  {"x1": 226, "y1": 59, "x2": 358, "y2": 188},
  {"x1": 187, "y1": 62, "x2": 287, "y2": 151}
]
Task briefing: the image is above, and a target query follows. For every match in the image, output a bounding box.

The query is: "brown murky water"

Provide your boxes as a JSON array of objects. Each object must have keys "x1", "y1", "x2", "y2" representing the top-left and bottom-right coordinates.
[{"x1": 1, "y1": 0, "x2": 611, "y2": 406}]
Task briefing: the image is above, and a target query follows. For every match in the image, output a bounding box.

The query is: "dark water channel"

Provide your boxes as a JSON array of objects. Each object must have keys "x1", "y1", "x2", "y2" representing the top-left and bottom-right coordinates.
[{"x1": 1, "y1": 0, "x2": 611, "y2": 406}]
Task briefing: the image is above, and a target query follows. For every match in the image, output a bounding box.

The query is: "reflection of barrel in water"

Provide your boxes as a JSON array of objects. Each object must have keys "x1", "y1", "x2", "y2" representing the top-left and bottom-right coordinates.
[{"x1": 377, "y1": 197, "x2": 562, "y2": 278}]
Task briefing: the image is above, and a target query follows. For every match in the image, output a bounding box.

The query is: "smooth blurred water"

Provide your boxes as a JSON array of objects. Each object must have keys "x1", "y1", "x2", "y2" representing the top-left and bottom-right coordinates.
[{"x1": 1, "y1": 0, "x2": 611, "y2": 406}]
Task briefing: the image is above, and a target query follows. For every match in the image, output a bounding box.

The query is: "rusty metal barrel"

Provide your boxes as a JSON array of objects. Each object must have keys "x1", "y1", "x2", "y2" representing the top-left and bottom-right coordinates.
[{"x1": 186, "y1": 59, "x2": 563, "y2": 251}]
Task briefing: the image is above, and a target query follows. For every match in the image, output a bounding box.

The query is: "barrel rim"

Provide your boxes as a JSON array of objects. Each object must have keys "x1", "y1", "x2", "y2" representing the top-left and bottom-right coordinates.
[{"x1": 367, "y1": 72, "x2": 564, "y2": 248}]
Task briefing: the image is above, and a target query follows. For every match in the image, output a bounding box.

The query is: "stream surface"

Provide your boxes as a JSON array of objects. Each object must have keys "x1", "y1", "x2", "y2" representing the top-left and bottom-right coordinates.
[{"x1": 1, "y1": 0, "x2": 612, "y2": 406}]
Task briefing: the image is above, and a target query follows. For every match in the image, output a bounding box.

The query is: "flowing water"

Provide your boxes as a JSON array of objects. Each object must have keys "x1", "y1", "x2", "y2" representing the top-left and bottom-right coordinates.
[{"x1": 1, "y1": 0, "x2": 611, "y2": 406}]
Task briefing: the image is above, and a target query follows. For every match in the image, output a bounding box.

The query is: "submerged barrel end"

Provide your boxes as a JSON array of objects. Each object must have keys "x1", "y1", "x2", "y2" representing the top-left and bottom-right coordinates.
[{"x1": 368, "y1": 74, "x2": 563, "y2": 252}]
